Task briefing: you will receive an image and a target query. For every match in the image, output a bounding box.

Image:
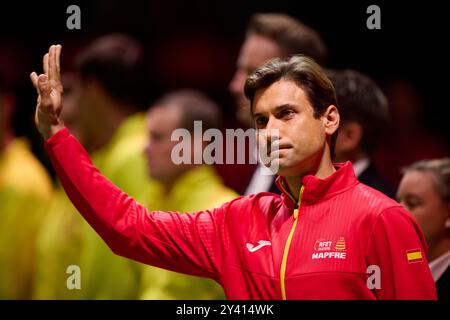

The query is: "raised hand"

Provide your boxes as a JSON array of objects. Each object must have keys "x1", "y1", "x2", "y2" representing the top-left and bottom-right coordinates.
[{"x1": 30, "y1": 44, "x2": 65, "y2": 139}]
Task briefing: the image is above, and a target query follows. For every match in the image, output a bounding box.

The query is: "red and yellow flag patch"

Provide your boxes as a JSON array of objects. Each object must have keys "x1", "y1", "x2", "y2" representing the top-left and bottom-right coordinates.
[{"x1": 406, "y1": 249, "x2": 423, "y2": 263}]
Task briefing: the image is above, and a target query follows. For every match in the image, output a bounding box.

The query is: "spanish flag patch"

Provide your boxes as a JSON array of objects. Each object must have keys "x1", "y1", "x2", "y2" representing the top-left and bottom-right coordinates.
[{"x1": 406, "y1": 249, "x2": 423, "y2": 263}]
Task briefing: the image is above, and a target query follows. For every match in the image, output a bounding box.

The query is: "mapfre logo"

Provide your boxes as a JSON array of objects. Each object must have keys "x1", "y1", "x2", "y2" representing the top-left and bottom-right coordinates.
[{"x1": 312, "y1": 236, "x2": 347, "y2": 260}]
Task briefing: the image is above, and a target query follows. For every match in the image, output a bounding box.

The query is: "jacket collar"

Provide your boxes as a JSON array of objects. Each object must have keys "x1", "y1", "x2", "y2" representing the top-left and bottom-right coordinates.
[{"x1": 275, "y1": 161, "x2": 359, "y2": 206}]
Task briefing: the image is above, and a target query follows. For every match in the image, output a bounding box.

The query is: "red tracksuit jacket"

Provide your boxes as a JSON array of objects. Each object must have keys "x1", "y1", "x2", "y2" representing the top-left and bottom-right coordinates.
[{"x1": 45, "y1": 128, "x2": 437, "y2": 299}]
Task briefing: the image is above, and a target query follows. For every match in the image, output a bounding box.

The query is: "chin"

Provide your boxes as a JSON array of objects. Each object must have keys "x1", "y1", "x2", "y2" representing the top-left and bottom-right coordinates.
[{"x1": 264, "y1": 159, "x2": 291, "y2": 176}]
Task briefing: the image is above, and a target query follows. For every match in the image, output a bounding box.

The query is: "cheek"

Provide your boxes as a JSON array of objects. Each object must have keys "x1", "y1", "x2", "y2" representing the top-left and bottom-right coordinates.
[
  {"x1": 291, "y1": 123, "x2": 325, "y2": 154},
  {"x1": 412, "y1": 204, "x2": 446, "y2": 237}
]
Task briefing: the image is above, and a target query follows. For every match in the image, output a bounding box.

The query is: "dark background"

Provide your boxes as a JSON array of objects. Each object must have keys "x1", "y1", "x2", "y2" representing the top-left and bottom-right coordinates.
[{"x1": 1, "y1": 0, "x2": 448, "y2": 182}]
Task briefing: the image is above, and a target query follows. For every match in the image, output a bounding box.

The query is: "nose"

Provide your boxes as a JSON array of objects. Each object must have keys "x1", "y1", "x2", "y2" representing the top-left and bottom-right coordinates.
[{"x1": 265, "y1": 117, "x2": 280, "y2": 141}]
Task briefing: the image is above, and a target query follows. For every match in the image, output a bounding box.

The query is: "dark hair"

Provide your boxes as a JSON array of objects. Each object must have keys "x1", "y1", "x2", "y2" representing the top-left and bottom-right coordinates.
[
  {"x1": 247, "y1": 13, "x2": 328, "y2": 64},
  {"x1": 76, "y1": 34, "x2": 147, "y2": 108},
  {"x1": 402, "y1": 158, "x2": 450, "y2": 202},
  {"x1": 152, "y1": 90, "x2": 221, "y2": 131},
  {"x1": 244, "y1": 55, "x2": 338, "y2": 159},
  {"x1": 326, "y1": 69, "x2": 389, "y2": 155}
]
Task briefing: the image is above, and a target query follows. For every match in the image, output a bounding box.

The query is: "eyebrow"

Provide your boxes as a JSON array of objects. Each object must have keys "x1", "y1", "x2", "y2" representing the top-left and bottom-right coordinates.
[{"x1": 252, "y1": 103, "x2": 298, "y2": 118}]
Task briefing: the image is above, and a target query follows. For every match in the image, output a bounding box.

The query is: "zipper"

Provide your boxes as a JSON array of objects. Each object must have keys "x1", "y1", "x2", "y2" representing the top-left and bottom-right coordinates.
[{"x1": 279, "y1": 182, "x2": 304, "y2": 300}]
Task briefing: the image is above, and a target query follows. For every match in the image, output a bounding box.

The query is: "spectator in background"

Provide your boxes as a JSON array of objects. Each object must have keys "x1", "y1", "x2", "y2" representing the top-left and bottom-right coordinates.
[
  {"x1": 222, "y1": 13, "x2": 328, "y2": 195},
  {"x1": 33, "y1": 34, "x2": 157, "y2": 299},
  {"x1": 0, "y1": 78, "x2": 52, "y2": 299},
  {"x1": 398, "y1": 158, "x2": 450, "y2": 300},
  {"x1": 140, "y1": 90, "x2": 237, "y2": 299},
  {"x1": 327, "y1": 69, "x2": 396, "y2": 198}
]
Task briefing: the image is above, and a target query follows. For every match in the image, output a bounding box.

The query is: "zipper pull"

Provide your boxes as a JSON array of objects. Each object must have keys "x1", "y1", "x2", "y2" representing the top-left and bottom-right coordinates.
[{"x1": 293, "y1": 185, "x2": 305, "y2": 220}]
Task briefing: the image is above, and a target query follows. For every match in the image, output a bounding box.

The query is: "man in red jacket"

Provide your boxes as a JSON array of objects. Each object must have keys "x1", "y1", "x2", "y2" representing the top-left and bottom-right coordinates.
[{"x1": 30, "y1": 45, "x2": 437, "y2": 299}]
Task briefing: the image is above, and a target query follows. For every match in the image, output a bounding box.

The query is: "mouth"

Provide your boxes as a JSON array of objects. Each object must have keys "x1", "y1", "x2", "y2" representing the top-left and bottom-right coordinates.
[{"x1": 270, "y1": 140, "x2": 292, "y2": 151}]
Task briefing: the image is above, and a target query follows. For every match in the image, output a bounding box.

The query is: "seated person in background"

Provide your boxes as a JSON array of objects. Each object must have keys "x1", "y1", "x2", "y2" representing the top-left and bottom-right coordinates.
[
  {"x1": 398, "y1": 158, "x2": 450, "y2": 300},
  {"x1": 140, "y1": 90, "x2": 238, "y2": 299},
  {"x1": 327, "y1": 69, "x2": 396, "y2": 199}
]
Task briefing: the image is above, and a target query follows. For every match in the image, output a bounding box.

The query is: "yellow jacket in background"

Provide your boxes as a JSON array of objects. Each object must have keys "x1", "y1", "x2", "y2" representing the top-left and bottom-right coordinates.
[
  {"x1": 33, "y1": 113, "x2": 155, "y2": 299},
  {"x1": 0, "y1": 138, "x2": 52, "y2": 299},
  {"x1": 140, "y1": 165, "x2": 237, "y2": 300}
]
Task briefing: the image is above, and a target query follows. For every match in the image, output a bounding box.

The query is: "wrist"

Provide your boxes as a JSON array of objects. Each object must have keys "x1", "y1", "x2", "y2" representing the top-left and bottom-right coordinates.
[{"x1": 42, "y1": 123, "x2": 66, "y2": 140}]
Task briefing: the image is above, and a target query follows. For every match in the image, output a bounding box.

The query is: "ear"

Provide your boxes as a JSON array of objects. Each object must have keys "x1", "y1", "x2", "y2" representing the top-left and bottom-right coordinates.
[
  {"x1": 322, "y1": 105, "x2": 340, "y2": 136},
  {"x1": 336, "y1": 121, "x2": 363, "y2": 153}
]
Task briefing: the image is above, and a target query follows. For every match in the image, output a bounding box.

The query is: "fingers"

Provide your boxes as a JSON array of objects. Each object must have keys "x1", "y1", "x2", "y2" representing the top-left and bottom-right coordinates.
[
  {"x1": 48, "y1": 45, "x2": 56, "y2": 81},
  {"x1": 48, "y1": 44, "x2": 63, "y2": 93},
  {"x1": 37, "y1": 74, "x2": 52, "y2": 107},
  {"x1": 30, "y1": 72, "x2": 39, "y2": 90},
  {"x1": 43, "y1": 53, "x2": 49, "y2": 76},
  {"x1": 31, "y1": 44, "x2": 63, "y2": 96},
  {"x1": 55, "y1": 44, "x2": 61, "y2": 74},
  {"x1": 48, "y1": 45, "x2": 62, "y2": 82}
]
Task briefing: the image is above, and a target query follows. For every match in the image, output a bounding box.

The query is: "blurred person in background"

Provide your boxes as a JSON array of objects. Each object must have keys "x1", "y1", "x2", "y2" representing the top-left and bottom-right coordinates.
[
  {"x1": 33, "y1": 34, "x2": 157, "y2": 299},
  {"x1": 221, "y1": 13, "x2": 328, "y2": 195},
  {"x1": 327, "y1": 69, "x2": 396, "y2": 198},
  {"x1": 398, "y1": 158, "x2": 450, "y2": 300},
  {"x1": 139, "y1": 90, "x2": 237, "y2": 299},
  {"x1": 0, "y1": 77, "x2": 52, "y2": 299}
]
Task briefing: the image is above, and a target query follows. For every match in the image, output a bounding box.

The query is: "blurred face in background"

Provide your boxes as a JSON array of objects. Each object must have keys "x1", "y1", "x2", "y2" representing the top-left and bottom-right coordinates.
[
  {"x1": 63, "y1": 74, "x2": 107, "y2": 147},
  {"x1": 60, "y1": 73, "x2": 83, "y2": 140},
  {"x1": 229, "y1": 34, "x2": 283, "y2": 127},
  {"x1": 398, "y1": 170, "x2": 450, "y2": 253},
  {"x1": 145, "y1": 105, "x2": 191, "y2": 187}
]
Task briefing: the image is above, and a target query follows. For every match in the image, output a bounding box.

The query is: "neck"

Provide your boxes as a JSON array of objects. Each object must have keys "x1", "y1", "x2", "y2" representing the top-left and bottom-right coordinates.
[
  {"x1": 0, "y1": 129, "x2": 14, "y2": 153},
  {"x1": 85, "y1": 101, "x2": 134, "y2": 153},
  {"x1": 161, "y1": 164, "x2": 200, "y2": 196},
  {"x1": 284, "y1": 148, "x2": 336, "y2": 202}
]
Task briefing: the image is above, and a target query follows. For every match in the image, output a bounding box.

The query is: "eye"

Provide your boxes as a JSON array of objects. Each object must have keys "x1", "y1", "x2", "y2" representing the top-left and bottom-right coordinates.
[
  {"x1": 255, "y1": 116, "x2": 268, "y2": 128},
  {"x1": 281, "y1": 109, "x2": 294, "y2": 118},
  {"x1": 276, "y1": 107, "x2": 295, "y2": 120},
  {"x1": 150, "y1": 132, "x2": 164, "y2": 142},
  {"x1": 403, "y1": 196, "x2": 421, "y2": 211}
]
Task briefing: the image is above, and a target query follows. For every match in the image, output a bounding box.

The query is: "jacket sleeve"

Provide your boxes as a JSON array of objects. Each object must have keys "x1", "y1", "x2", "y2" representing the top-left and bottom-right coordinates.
[
  {"x1": 44, "y1": 128, "x2": 228, "y2": 281},
  {"x1": 365, "y1": 206, "x2": 437, "y2": 299}
]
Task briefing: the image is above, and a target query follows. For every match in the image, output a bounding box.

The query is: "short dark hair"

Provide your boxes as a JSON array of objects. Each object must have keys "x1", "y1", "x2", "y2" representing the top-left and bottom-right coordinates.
[
  {"x1": 247, "y1": 13, "x2": 328, "y2": 64},
  {"x1": 244, "y1": 55, "x2": 338, "y2": 159},
  {"x1": 76, "y1": 34, "x2": 147, "y2": 108},
  {"x1": 326, "y1": 69, "x2": 389, "y2": 155},
  {"x1": 152, "y1": 90, "x2": 221, "y2": 131}
]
